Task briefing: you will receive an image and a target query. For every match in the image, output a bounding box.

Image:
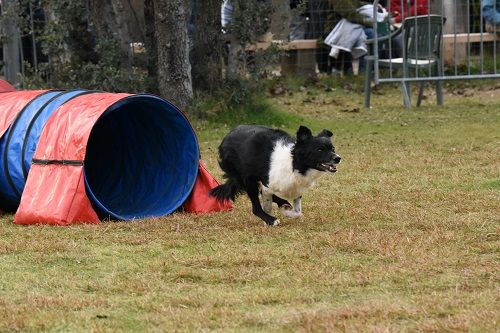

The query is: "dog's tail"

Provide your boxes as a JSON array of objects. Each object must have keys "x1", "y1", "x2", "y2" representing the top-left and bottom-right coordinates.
[{"x1": 209, "y1": 178, "x2": 242, "y2": 202}]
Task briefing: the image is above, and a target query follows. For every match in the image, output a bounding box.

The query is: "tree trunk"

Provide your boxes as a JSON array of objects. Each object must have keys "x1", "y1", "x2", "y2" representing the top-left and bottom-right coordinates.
[
  {"x1": 224, "y1": 0, "x2": 274, "y2": 80},
  {"x1": 144, "y1": 0, "x2": 158, "y2": 93},
  {"x1": 191, "y1": 0, "x2": 223, "y2": 92},
  {"x1": 89, "y1": 0, "x2": 134, "y2": 68},
  {"x1": 153, "y1": 0, "x2": 193, "y2": 111},
  {"x1": 110, "y1": 0, "x2": 134, "y2": 67},
  {"x1": 1, "y1": 0, "x2": 22, "y2": 86}
]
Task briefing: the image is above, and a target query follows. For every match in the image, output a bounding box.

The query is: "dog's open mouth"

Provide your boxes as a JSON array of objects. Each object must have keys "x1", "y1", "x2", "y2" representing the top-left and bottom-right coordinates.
[{"x1": 318, "y1": 163, "x2": 337, "y2": 172}]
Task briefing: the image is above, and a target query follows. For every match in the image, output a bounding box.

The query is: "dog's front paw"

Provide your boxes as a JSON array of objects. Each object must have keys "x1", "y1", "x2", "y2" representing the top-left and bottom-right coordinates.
[
  {"x1": 280, "y1": 205, "x2": 303, "y2": 219},
  {"x1": 263, "y1": 218, "x2": 280, "y2": 226}
]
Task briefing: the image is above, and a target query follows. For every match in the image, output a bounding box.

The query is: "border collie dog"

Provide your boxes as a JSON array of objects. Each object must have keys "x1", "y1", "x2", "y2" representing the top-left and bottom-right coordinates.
[{"x1": 209, "y1": 125, "x2": 341, "y2": 226}]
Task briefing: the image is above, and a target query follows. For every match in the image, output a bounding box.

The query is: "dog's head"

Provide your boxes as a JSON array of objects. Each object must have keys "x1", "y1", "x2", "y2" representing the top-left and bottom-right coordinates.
[{"x1": 293, "y1": 126, "x2": 341, "y2": 174}]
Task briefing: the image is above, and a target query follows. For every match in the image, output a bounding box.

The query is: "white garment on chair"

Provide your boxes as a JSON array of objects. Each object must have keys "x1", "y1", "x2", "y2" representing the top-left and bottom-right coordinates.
[
  {"x1": 357, "y1": 4, "x2": 388, "y2": 23},
  {"x1": 324, "y1": 19, "x2": 367, "y2": 59}
]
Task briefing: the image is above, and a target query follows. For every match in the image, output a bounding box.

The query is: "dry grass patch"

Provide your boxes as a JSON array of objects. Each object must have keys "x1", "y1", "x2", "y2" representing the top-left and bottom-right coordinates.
[{"x1": 0, "y1": 86, "x2": 498, "y2": 332}]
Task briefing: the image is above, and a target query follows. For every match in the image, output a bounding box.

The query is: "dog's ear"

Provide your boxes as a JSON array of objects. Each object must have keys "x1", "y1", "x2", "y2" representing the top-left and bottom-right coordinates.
[
  {"x1": 297, "y1": 126, "x2": 313, "y2": 143},
  {"x1": 318, "y1": 129, "x2": 333, "y2": 138}
]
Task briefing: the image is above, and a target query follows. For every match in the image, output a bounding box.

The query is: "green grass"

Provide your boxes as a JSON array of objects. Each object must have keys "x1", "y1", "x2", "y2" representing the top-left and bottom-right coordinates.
[{"x1": 1, "y1": 82, "x2": 499, "y2": 332}]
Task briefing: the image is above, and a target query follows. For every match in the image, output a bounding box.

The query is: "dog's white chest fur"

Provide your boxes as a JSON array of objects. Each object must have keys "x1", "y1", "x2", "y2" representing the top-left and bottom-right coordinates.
[{"x1": 263, "y1": 140, "x2": 322, "y2": 200}]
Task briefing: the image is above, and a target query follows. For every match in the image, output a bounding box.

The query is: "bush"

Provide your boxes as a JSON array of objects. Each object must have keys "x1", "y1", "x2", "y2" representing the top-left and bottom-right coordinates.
[{"x1": 20, "y1": 0, "x2": 148, "y2": 92}]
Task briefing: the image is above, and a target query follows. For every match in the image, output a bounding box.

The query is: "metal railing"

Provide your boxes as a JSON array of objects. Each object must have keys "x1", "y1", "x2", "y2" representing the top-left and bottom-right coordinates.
[{"x1": 368, "y1": 0, "x2": 500, "y2": 107}]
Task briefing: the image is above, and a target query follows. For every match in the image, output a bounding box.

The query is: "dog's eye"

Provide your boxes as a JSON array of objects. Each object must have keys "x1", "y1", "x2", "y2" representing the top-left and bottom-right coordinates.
[{"x1": 317, "y1": 147, "x2": 324, "y2": 152}]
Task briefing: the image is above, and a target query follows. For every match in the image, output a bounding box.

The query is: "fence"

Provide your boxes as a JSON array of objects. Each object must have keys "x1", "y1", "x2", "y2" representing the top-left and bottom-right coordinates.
[
  {"x1": 365, "y1": 0, "x2": 500, "y2": 107},
  {"x1": 2, "y1": 0, "x2": 500, "y2": 107},
  {"x1": 249, "y1": 0, "x2": 500, "y2": 106}
]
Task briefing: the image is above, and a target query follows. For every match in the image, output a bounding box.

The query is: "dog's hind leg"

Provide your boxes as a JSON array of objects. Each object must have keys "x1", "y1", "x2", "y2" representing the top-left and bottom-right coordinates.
[
  {"x1": 273, "y1": 195, "x2": 297, "y2": 218},
  {"x1": 246, "y1": 179, "x2": 280, "y2": 226},
  {"x1": 272, "y1": 195, "x2": 291, "y2": 209},
  {"x1": 280, "y1": 196, "x2": 302, "y2": 219}
]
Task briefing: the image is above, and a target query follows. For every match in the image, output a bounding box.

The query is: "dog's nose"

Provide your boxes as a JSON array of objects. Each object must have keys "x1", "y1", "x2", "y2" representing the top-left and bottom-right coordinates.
[{"x1": 333, "y1": 155, "x2": 341, "y2": 164}]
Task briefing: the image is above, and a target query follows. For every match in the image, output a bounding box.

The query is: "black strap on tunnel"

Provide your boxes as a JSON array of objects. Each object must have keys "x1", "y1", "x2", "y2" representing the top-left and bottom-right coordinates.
[
  {"x1": 21, "y1": 89, "x2": 101, "y2": 179},
  {"x1": 32, "y1": 159, "x2": 83, "y2": 166},
  {"x1": 1, "y1": 90, "x2": 62, "y2": 197}
]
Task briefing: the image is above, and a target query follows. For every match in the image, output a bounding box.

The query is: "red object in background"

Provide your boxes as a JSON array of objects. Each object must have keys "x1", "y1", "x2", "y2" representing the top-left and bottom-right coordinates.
[
  {"x1": 0, "y1": 80, "x2": 16, "y2": 93},
  {"x1": 183, "y1": 160, "x2": 233, "y2": 214},
  {"x1": 390, "y1": 0, "x2": 429, "y2": 23}
]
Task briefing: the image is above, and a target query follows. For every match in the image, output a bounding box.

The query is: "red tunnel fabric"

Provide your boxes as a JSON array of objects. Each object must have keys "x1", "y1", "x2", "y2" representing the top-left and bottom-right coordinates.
[
  {"x1": 183, "y1": 160, "x2": 233, "y2": 214},
  {"x1": 0, "y1": 90, "x2": 46, "y2": 216},
  {"x1": 0, "y1": 90, "x2": 47, "y2": 138},
  {"x1": 0, "y1": 80, "x2": 16, "y2": 93},
  {"x1": 15, "y1": 92, "x2": 130, "y2": 225}
]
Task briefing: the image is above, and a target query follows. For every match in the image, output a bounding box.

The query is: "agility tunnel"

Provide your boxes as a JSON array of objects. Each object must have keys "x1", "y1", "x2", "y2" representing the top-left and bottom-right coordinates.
[{"x1": 0, "y1": 85, "x2": 212, "y2": 225}]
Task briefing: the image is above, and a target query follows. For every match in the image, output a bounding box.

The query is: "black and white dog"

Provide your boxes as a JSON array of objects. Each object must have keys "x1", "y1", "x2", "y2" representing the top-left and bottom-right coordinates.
[{"x1": 209, "y1": 125, "x2": 341, "y2": 226}]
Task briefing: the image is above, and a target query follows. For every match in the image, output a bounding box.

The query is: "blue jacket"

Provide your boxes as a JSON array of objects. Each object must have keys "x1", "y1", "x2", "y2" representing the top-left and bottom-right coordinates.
[{"x1": 482, "y1": 0, "x2": 500, "y2": 25}]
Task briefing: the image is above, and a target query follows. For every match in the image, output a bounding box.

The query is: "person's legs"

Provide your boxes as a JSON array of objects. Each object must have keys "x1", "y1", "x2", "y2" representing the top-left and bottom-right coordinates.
[
  {"x1": 330, "y1": 52, "x2": 342, "y2": 73},
  {"x1": 330, "y1": 51, "x2": 353, "y2": 75},
  {"x1": 306, "y1": 0, "x2": 330, "y2": 73},
  {"x1": 317, "y1": 47, "x2": 331, "y2": 73}
]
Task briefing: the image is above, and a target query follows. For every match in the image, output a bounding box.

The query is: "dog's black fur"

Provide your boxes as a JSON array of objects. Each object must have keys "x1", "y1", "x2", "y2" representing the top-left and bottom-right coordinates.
[{"x1": 209, "y1": 125, "x2": 341, "y2": 225}]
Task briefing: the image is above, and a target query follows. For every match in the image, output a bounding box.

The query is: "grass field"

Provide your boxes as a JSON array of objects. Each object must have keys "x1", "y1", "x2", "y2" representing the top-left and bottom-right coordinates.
[{"x1": 0, "y1": 80, "x2": 499, "y2": 332}]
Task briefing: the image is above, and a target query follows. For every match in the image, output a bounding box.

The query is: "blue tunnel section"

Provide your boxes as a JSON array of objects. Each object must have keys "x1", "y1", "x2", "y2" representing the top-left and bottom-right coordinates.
[
  {"x1": 83, "y1": 94, "x2": 199, "y2": 220},
  {"x1": 0, "y1": 89, "x2": 90, "y2": 211}
]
